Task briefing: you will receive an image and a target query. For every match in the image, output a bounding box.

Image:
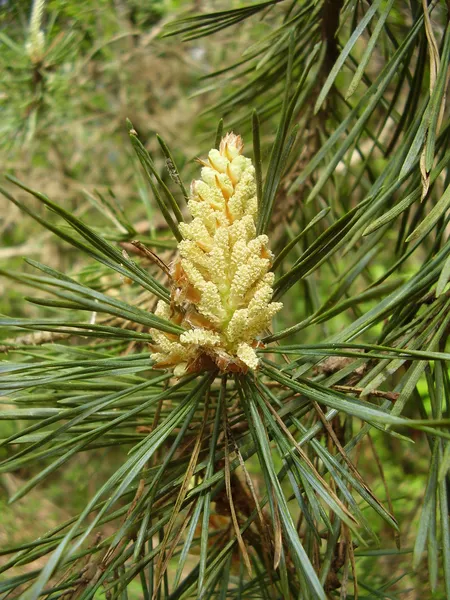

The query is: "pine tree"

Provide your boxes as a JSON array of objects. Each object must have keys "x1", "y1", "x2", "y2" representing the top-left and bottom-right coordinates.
[{"x1": 1, "y1": 1, "x2": 450, "y2": 598}]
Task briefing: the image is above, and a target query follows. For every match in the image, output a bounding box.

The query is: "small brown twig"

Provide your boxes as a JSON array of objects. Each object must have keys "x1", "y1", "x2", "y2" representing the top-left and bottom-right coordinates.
[
  {"x1": 332, "y1": 385, "x2": 399, "y2": 402},
  {"x1": 129, "y1": 240, "x2": 172, "y2": 277}
]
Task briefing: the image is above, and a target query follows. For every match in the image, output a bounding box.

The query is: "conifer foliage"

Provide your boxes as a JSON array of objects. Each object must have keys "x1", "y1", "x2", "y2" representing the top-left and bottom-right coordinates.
[{"x1": 1, "y1": 1, "x2": 450, "y2": 599}]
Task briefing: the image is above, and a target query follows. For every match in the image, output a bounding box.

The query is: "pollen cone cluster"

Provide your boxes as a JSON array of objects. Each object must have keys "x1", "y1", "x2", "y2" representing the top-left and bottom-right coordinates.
[{"x1": 150, "y1": 133, "x2": 283, "y2": 376}]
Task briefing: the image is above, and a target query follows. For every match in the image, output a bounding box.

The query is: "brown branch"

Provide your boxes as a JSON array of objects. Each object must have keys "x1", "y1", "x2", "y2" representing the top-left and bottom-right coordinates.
[{"x1": 321, "y1": 0, "x2": 345, "y2": 73}]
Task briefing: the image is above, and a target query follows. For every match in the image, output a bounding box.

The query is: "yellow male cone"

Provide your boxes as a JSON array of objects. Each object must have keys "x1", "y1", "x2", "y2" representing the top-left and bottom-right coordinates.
[{"x1": 150, "y1": 133, "x2": 282, "y2": 375}]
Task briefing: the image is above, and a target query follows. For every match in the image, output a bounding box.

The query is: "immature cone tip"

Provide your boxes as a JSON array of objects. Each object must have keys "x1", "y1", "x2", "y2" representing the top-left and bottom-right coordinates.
[{"x1": 219, "y1": 132, "x2": 244, "y2": 158}]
